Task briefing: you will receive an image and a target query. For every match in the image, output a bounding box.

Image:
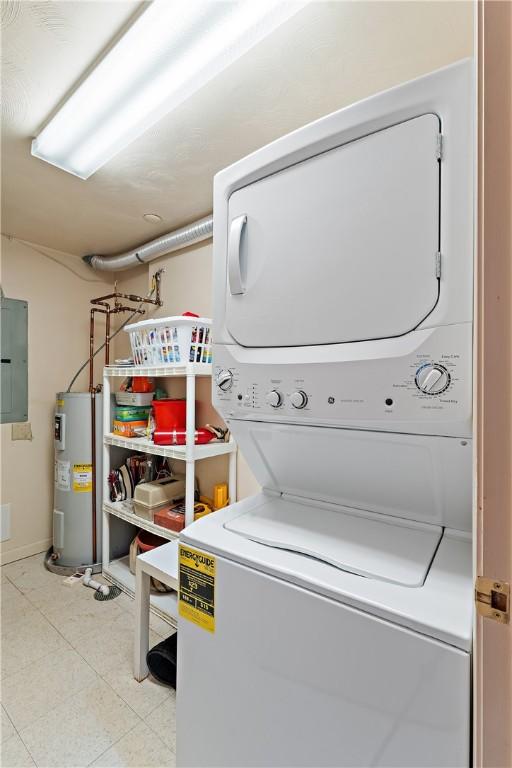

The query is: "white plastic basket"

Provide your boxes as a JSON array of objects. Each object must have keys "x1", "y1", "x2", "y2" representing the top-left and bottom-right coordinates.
[{"x1": 124, "y1": 316, "x2": 212, "y2": 366}]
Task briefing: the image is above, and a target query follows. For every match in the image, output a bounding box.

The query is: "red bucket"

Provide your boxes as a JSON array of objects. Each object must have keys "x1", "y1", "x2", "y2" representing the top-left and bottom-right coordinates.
[
  {"x1": 152, "y1": 399, "x2": 187, "y2": 430},
  {"x1": 135, "y1": 530, "x2": 167, "y2": 553}
]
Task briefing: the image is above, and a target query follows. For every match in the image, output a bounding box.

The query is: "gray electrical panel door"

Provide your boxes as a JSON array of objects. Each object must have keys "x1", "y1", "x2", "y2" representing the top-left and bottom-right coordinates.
[{"x1": 1, "y1": 297, "x2": 28, "y2": 423}]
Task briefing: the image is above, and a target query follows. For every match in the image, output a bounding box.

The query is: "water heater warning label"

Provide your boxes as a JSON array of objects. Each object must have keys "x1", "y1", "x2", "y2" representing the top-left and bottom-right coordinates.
[
  {"x1": 55, "y1": 460, "x2": 70, "y2": 491},
  {"x1": 73, "y1": 464, "x2": 92, "y2": 493},
  {"x1": 179, "y1": 545, "x2": 215, "y2": 633}
]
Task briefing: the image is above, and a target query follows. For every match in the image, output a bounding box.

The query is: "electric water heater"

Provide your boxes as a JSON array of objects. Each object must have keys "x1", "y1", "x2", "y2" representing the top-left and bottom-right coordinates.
[{"x1": 52, "y1": 392, "x2": 103, "y2": 569}]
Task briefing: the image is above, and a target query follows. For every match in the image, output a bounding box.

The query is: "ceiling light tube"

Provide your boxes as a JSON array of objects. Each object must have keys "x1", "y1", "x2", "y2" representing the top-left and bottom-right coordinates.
[{"x1": 31, "y1": 0, "x2": 306, "y2": 180}]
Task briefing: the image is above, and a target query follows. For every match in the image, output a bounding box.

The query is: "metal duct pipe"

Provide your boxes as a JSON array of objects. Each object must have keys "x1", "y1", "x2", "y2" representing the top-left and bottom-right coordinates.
[{"x1": 83, "y1": 215, "x2": 213, "y2": 271}]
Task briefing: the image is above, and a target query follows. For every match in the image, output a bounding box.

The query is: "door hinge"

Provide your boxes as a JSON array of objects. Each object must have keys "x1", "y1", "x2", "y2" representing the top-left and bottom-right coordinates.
[
  {"x1": 436, "y1": 134, "x2": 443, "y2": 161},
  {"x1": 435, "y1": 252, "x2": 442, "y2": 278},
  {"x1": 475, "y1": 577, "x2": 510, "y2": 624}
]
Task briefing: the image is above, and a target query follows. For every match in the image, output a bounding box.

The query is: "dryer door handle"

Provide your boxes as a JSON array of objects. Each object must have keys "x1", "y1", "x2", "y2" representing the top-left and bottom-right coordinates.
[{"x1": 228, "y1": 215, "x2": 247, "y2": 295}]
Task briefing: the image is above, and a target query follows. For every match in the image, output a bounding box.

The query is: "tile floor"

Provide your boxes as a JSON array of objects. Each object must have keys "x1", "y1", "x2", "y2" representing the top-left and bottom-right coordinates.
[{"x1": 1, "y1": 554, "x2": 176, "y2": 768}]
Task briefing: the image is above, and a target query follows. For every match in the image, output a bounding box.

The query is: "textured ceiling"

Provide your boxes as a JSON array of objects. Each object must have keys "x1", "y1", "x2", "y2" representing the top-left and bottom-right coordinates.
[{"x1": 1, "y1": 1, "x2": 472, "y2": 257}]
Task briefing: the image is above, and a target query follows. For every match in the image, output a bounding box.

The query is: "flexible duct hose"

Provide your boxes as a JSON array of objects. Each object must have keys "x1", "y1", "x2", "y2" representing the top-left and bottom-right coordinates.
[{"x1": 83, "y1": 215, "x2": 213, "y2": 272}]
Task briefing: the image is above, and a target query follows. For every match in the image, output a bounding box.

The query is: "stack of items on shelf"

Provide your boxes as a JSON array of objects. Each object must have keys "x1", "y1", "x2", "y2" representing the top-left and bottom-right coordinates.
[
  {"x1": 113, "y1": 376, "x2": 156, "y2": 437},
  {"x1": 108, "y1": 453, "x2": 170, "y2": 501},
  {"x1": 111, "y1": 312, "x2": 228, "y2": 444},
  {"x1": 153, "y1": 481, "x2": 229, "y2": 533},
  {"x1": 152, "y1": 398, "x2": 228, "y2": 445},
  {"x1": 113, "y1": 379, "x2": 229, "y2": 446},
  {"x1": 113, "y1": 405, "x2": 152, "y2": 437},
  {"x1": 108, "y1": 451, "x2": 229, "y2": 533}
]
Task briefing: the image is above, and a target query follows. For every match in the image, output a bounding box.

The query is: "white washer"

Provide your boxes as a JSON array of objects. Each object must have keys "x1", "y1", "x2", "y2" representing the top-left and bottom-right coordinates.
[
  {"x1": 177, "y1": 59, "x2": 474, "y2": 767},
  {"x1": 178, "y1": 495, "x2": 471, "y2": 767}
]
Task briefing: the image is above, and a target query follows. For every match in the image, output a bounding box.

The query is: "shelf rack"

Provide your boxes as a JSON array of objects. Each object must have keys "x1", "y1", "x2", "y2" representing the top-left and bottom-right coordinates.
[
  {"x1": 104, "y1": 433, "x2": 235, "y2": 460},
  {"x1": 102, "y1": 362, "x2": 236, "y2": 625},
  {"x1": 104, "y1": 500, "x2": 179, "y2": 542}
]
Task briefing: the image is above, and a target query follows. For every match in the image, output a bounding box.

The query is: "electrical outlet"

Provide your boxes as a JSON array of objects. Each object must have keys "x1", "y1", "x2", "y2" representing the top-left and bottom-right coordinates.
[
  {"x1": 1, "y1": 504, "x2": 11, "y2": 542},
  {"x1": 11, "y1": 422, "x2": 33, "y2": 441}
]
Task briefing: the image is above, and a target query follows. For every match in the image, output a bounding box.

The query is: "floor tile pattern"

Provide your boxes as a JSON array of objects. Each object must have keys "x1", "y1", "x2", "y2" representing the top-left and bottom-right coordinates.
[{"x1": 1, "y1": 554, "x2": 176, "y2": 767}]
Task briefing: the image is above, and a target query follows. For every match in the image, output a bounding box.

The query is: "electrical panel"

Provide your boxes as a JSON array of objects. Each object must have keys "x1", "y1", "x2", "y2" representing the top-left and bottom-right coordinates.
[{"x1": 1, "y1": 297, "x2": 28, "y2": 423}]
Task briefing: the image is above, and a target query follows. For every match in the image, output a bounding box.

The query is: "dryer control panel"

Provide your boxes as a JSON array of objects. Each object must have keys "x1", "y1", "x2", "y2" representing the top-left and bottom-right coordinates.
[{"x1": 213, "y1": 323, "x2": 472, "y2": 438}]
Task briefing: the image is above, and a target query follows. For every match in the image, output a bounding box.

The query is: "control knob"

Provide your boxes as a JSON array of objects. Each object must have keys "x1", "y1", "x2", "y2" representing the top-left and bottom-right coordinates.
[
  {"x1": 266, "y1": 390, "x2": 283, "y2": 408},
  {"x1": 415, "y1": 364, "x2": 450, "y2": 395},
  {"x1": 290, "y1": 390, "x2": 308, "y2": 409},
  {"x1": 216, "y1": 369, "x2": 233, "y2": 392}
]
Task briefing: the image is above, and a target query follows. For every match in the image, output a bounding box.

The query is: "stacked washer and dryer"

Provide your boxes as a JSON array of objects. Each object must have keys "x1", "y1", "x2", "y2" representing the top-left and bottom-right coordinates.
[{"x1": 177, "y1": 60, "x2": 474, "y2": 767}]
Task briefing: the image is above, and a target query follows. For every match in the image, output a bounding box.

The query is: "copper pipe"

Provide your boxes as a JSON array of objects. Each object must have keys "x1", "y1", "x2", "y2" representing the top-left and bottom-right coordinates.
[
  {"x1": 105, "y1": 310, "x2": 111, "y2": 366},
  {"x1": 89, "y1": 308, "x2": 107, "y2": 393},
  {"x1": 89, "y1": 306, "x2": 108, "y2": 564},
  {"x1": 110, "y1": 306, "x2": 145, "y2": 314},
  {"x1": 88, "y1": 304, "x2": 145, "y2": 563},
  {"x1": 90, "y1": 272, "x2": 163, "y2": 309},
  {"x1": 91, "y1": 392, "x2": 97, "y2": 563},
  {"x1": 89, "y1": 310, "x2": 94, "y2": 393},
  {"x1": 91, "y1": 291, "x2": 161, "y2": 307}
]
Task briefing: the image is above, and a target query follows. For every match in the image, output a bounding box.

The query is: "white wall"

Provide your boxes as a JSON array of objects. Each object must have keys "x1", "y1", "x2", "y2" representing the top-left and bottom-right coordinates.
[{"x1": 0, "y1": 236, "x2": 111, "y2": 564}]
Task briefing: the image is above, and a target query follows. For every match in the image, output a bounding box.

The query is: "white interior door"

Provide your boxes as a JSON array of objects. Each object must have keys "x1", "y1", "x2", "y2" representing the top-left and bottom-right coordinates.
[{"x1": 226, "y1": 113, "x2": 441, "y2": 348}]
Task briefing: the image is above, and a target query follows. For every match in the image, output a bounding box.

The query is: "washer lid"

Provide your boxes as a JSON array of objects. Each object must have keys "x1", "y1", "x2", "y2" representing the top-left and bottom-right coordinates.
[
  {"x1": 229, "y1": 421, "x2": 472, "y2": 531},
  {"x1": 224, "y1": 497, "x2": 442, "y2": 587},
  {"x1": 181, "y1": 493, "x2": 473, "y2": 650}
]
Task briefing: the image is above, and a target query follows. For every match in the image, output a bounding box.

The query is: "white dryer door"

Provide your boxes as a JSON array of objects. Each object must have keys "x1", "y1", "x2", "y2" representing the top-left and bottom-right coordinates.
[{"x1": 226, "y1": 113, "x2": 440, "y2": 347}]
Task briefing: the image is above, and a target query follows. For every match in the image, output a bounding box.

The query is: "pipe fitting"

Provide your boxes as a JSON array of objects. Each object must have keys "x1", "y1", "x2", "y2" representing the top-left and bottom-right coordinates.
[{"x1": 83, "y1": 567, "x2": 109, "y2": 596}]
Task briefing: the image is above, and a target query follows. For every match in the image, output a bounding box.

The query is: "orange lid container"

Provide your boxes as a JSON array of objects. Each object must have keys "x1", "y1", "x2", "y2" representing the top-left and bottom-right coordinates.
[{"x1": 132, "y1": 376, "x2": 154, "y2": 393}]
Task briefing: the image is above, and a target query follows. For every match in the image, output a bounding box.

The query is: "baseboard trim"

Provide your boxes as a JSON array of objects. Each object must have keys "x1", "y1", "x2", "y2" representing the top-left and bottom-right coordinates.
[{"x1": 0, "y1": 538, "x2": 51, "y2": 566}]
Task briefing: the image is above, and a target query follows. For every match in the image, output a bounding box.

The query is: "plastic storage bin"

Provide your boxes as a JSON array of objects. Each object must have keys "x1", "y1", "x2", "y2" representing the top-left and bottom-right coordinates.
[
  {"x1": 132, "y1": 475, "x2": 186, "y2": 520},
  {"x1": 136, "y1": 530, "x2": 167, "y2": 552},
  {"x1": 152, "y1": 399, "x2": 187, "y2": 430},
  {"x1": 115, "y1": 392, "x2": 154, "y2": 406},
  {"x1": 125, "y1": 316, "x2": 212, "y2": 366}
]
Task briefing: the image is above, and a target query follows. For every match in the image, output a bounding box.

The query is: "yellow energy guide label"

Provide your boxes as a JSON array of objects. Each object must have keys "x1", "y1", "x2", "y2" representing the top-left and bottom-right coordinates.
[
  {"x1": 73, "y1": 464, "x2": 93, "y2": 493},
  {"x1": 179, "y1": 545, "x2": 215, "y2": 633}
]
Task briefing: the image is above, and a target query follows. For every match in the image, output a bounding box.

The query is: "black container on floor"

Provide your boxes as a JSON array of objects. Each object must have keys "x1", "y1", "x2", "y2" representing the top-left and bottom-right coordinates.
[{"x1": 146, "y1": 632, "x2": 177, "y2": 688}]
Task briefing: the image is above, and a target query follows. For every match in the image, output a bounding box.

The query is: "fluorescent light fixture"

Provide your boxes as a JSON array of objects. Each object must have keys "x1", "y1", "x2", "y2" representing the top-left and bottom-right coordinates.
[{"x1": 31, "y1": 0, "x2": 306, "y2": 179}]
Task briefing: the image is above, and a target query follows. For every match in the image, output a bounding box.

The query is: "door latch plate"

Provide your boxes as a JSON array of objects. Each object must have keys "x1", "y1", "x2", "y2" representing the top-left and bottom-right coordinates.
[{"x1": 475, "y1": 577, "x2": 510, "y2": 624}]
